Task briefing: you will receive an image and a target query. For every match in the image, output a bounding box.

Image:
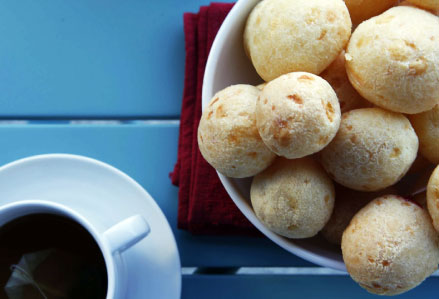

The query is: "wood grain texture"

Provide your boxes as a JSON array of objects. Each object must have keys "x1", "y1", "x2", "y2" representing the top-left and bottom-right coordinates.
[{"x1": 0, "y1": 0, "x2": 219, "y2": 117}]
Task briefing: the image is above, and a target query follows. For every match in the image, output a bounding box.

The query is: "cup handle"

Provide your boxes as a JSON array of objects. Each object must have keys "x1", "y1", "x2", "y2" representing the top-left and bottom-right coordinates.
[{"x1": 103, "y1": 215, "x2": 150, "y2": 254}]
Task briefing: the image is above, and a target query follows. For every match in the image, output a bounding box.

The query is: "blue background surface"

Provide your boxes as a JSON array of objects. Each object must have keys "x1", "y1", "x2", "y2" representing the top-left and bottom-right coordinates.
[
  {"x1": 0, "y1": 0, "x2": 437, "y2": 298},
  {"x1": 0, "y1": 0, "x2": 213, "y2": 117}
]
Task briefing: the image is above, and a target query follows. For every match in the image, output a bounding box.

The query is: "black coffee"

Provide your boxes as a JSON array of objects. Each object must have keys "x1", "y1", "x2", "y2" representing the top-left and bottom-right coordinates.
[{"x1": 0, "y1": 213, "x2": 107, "y2": 299}]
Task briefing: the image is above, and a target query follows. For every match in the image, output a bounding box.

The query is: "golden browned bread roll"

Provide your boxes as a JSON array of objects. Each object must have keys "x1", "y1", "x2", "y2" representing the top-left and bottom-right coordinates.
[
  {"x1": 345, "y1": 6, "x2": 439, "y2": 114},
  {"x1": 251, "y1": 157, "x2": 334, "y2": 238},
  {"x1": 198, "y1": 85, "x2": 276, "y2": 178},
  {"x1": 244, "y1": 0, "x2": 351, "y2": 81},
  {"x1": 344, "y1": 0, "x2": 398, "y2": 25},
  {"x1": 320, "y1": 108, "x2": 418, "y2": 191},
  {"x1": 256, "y1": 72, "x2": 341, "y2": 159},
  {"x1": 399, "y1": 0, "x2": 439, "y2": 15},
  {"x1": 407, "y1": 0, "x2": 439, "y2": 10},
  {"x1": 342, "y1": 195, "x2": 439, "y2": 295}
]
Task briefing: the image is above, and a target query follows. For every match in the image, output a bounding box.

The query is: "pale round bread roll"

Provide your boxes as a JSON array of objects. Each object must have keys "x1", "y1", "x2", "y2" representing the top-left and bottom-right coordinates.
[
  {"x1": 342, "y1": 195, "x2": 439, "y2": 295},
  {"x1": 426, "y1": 165, "x2": 439, "y2": 232},
  {"x1": 256, "y1": 72, "x2": 341, "y2": 159},
  {"x1": 320, "y1": 51, "x2": 372, "y2": 113},
  {"x1": 410, "y1": 105, "x2": 439, "y2": 164},
  {"x1": 251, "y1": 157, "x2": 335, "y2": 239},
  {"x1": 407, "y1": 0, "x2": 439, "y2": 10},
  {"x1": 244, "y1": 0, "x2": 351, "y2": 81},
  {"x1": 198, "y1": 84, "x2": 276, "y2": 178},
  {"x1": 320, "y1": 108, "x2": 418, "y2": 191},
  {"x1": 345, "y1": 0, "x2": 398, "y2": 25},
  {"x1": 321, "y1": 185, "x2": 396, "y2": 245},
  {"x1": 345, "y1": 6, "x2": 439, "y2": 114}
]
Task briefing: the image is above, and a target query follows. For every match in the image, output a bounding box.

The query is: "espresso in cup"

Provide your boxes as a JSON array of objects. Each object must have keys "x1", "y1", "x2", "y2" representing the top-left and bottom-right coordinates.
[{"x1": 0, "y1": 213, "x2": 107, "y2": 299}]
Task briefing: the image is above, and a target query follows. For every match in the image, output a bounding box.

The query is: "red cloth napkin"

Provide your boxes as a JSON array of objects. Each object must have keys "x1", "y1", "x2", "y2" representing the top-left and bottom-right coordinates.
[{"x1": 170, "y1": 3, "x2": 258, "y2": 235}]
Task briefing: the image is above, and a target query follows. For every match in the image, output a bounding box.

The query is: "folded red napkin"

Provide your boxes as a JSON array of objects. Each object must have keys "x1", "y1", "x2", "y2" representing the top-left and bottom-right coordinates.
[{"x1": 170, "y1": 3, "x2": 258, "y2": 235}]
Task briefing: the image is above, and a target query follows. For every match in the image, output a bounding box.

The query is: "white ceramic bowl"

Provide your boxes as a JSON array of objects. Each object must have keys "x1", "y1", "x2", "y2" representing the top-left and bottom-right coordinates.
[{"x1": 202, "y1": 0, "x2": 345, "y2": 271}]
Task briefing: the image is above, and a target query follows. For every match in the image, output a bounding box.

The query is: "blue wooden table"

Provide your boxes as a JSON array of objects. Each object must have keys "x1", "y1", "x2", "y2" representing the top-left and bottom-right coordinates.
[{"x1": 0, "y1": 1, "x2": 438, "y2": 298}]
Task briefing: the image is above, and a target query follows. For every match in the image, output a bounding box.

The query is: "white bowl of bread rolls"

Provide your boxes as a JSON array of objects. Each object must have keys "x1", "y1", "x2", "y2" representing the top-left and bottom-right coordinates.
[{"x1": 201, "y1": 0, "x2": 439, "y2": 295}]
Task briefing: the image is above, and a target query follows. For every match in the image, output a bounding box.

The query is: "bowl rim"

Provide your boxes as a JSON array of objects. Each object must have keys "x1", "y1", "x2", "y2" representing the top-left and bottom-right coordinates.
[{"x1": 202, "y1": 0, "x2": 346, "y2": 272}]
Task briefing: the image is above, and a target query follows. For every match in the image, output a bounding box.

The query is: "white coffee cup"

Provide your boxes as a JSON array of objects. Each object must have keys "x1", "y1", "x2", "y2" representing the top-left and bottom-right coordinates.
[{"x1": 0, "y1": 199, "x2": 150, "y2": 299}]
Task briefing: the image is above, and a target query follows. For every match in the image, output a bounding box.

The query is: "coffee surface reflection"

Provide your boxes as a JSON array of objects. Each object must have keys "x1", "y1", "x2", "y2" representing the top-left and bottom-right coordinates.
[{"x1": 0, "y1": 213, "x2": 107, "y2": 299}]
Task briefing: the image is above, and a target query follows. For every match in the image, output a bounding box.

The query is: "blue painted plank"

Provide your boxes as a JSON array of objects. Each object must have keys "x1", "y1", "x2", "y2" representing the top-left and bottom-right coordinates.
[
  {"x1": 182, "y1": 275, "x2": 439, "y2": 299},
  {"x1": 0, "y1": 123, "x2": 313, "y2": 267},
  {"x1": 0, "y1": 0, "x2": 224, "y2": 117}
]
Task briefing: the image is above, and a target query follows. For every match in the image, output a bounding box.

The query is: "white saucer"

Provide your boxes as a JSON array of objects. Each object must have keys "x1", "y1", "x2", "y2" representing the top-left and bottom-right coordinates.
[{"x1": 0, "y1": 154, "x2": 181, "y2": 299}]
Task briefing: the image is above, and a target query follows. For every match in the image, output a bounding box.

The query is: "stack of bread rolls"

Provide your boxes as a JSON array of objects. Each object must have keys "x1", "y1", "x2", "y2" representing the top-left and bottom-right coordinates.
[{"x1": 198, "y1": 0, "x2": 439, "y2": 295}]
